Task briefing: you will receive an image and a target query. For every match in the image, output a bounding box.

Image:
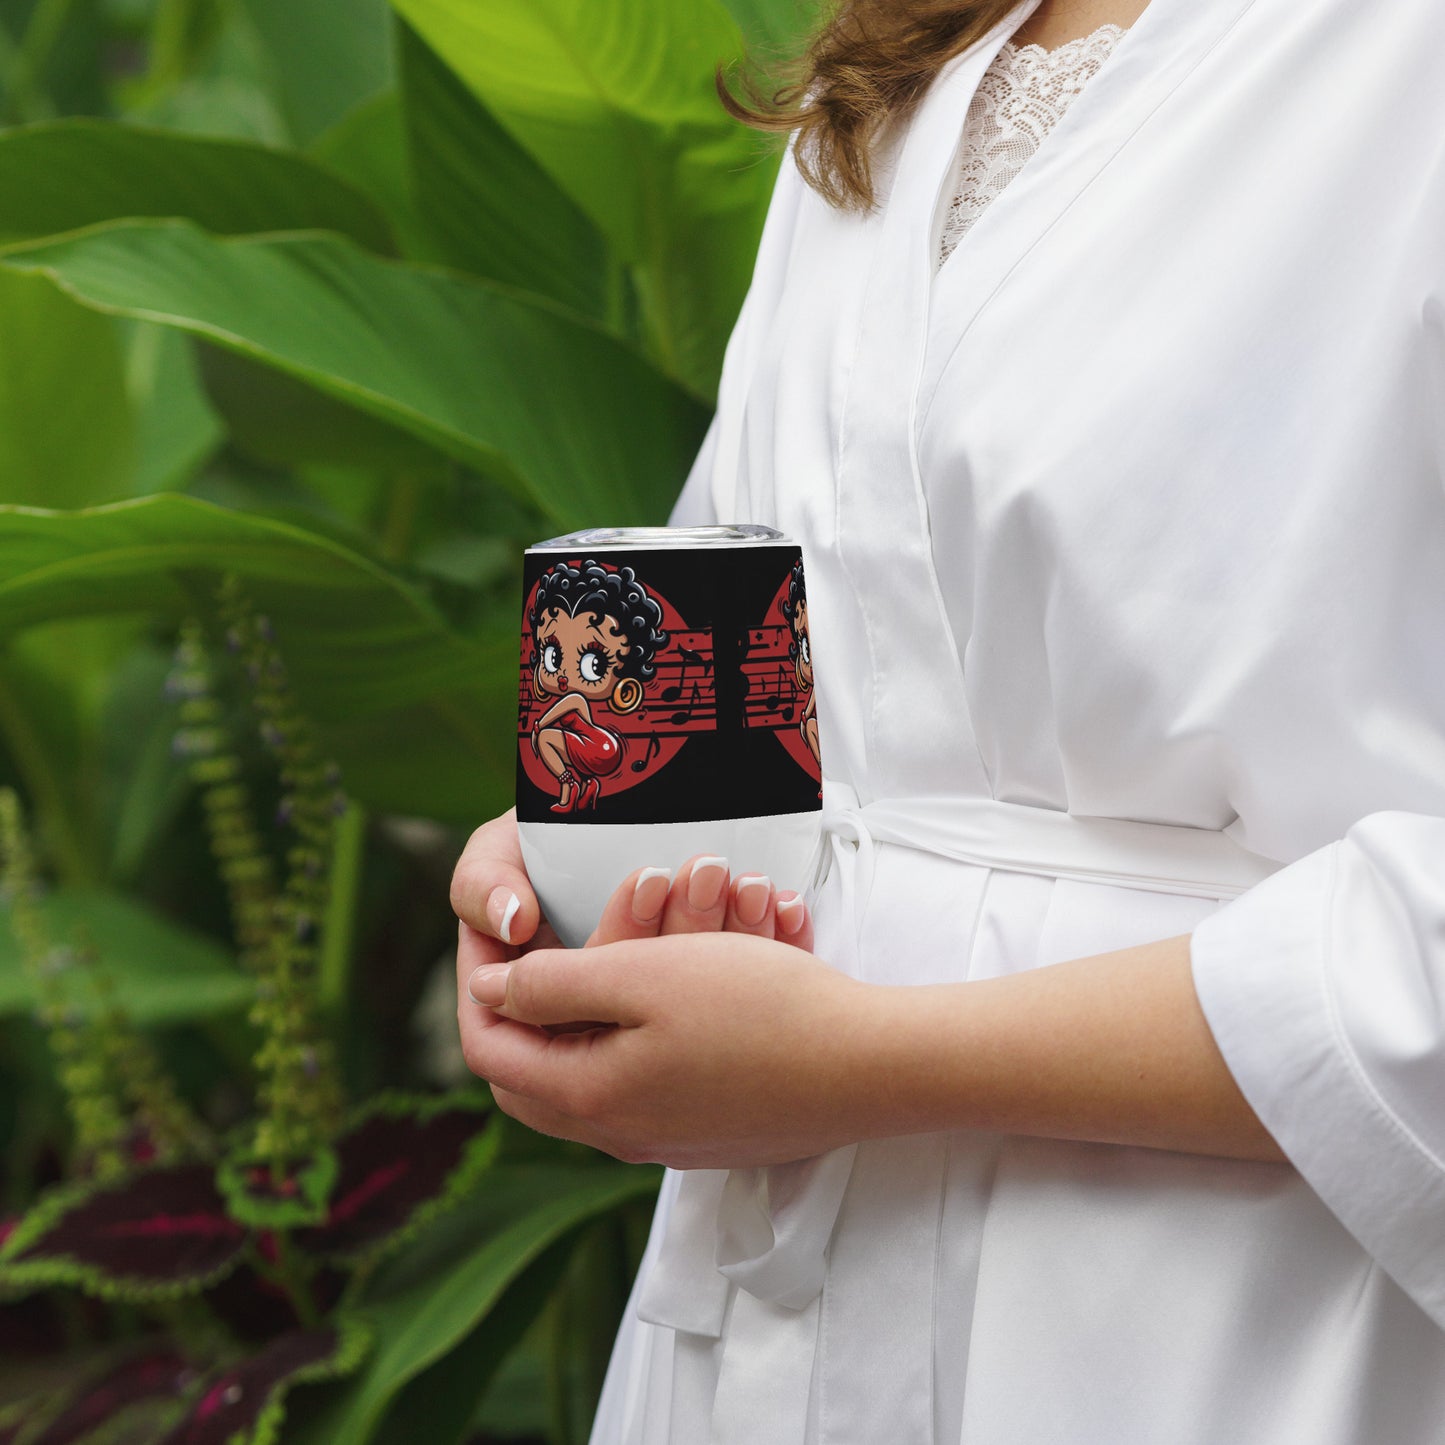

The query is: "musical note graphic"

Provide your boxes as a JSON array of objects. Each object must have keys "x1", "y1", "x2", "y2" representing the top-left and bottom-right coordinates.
[
  {"x1": 662, "y1": 646, "x2": 711, "y2": 705},
  {"x1": 630, "y1": 731, "x2": 662, "y2": 773},
  {"x1": 762, "y1": 665, "x2": 795, "y2": 722},
  {"x1": 669, "y1": 681, "x2": 701, "y2": 728}
]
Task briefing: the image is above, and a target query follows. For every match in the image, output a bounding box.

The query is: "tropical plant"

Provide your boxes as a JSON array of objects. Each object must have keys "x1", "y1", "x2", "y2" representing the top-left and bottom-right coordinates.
[{"x1": 0, "y1": 0, "x2": 816, "y2": 1440}]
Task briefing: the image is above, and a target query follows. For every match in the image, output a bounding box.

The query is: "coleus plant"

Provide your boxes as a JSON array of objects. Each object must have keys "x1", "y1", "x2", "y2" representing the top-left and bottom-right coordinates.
[{"x1": 0, "y1": 576, "x2": 498, "y2": 1445}]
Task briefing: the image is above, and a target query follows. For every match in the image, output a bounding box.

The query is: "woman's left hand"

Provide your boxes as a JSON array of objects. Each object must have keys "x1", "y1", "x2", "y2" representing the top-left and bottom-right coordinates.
[{"x1": 462, "y1": 930, "x2": 878, "y2": 1169}]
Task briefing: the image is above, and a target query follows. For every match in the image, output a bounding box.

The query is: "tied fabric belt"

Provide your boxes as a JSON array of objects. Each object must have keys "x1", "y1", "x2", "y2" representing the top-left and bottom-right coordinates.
[{"x1": 636, "y1": 783, "x2": 1284, "y2": 1338}]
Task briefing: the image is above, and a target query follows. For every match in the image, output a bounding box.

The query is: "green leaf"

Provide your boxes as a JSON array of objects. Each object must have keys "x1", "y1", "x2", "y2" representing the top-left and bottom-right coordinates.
[
  {"x1": 0, "y1": 269, "x2": 134, "y2": 508},
  {"x1": 390, "y1": 0, "x2": 776, "y2": 398},
  {"x1": 370, "y1": 1240, "x2": 569, "y2": 1445},
  {"x1": 0, "y1": 617, "x2": 152, "y2": 886},
  {"x1": 242, "y1": 0, "x2": 393, "y2": 146},
  {"x1": 125, "y1": 323, "x2": 225, "y2": 495},
  {"x1": 290, "y1": 1163, "x2": 660, "y2": 1445},
  {"x1": 397, "y1": 21, "x2": 610, "y2": 321},
  {"x1": 192, "y1": 343, "x2": 453, "y2": 478},
  {"x1": 0, "y1": 886, "x2": 252, "y2": 1024},
  {"x1": 0, "y1": 119, "x2": 396, "y2": 253},
  {"x1": 0, "y1": 494, "x2": 516, "y2": 826},
  {"x1": 0, "y1": 219, "x2": 708, "y2": 527},
  {"x1": 119, "y1": 0, "x2": 291, "y2": 146},
  {"x1": 718, "y1": 0, "x2": 823, "y2": 55},
  {"x1": 309, "y1": 90, "x2": 440, "y2": 265}
]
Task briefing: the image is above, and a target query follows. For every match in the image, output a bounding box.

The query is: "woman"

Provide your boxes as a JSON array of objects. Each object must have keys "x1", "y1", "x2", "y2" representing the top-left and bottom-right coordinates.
[{"x1": 452, "y1": 0, "x2": 1445, "y2": 1439}]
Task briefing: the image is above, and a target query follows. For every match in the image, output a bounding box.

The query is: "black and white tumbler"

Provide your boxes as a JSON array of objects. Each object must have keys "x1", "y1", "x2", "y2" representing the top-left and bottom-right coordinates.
[{"x1": 514, "y1": 526, "x2": 823, "y2": 947}]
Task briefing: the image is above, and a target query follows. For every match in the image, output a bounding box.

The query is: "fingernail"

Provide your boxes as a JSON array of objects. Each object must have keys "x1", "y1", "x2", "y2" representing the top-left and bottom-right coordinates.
[
  {"x1": 776, "y1": 894, "x2": 806, "y2": 936},
  {"x1": 632, "y1": 866, "x2": 673, "y2": 922},
  {"x1": 735, "y1": 874, "x2": 771, "y2": 927},
  {"x1": 468, "y1": 963, "x2": 511, "y2": 1006},
  {"x1": 488, "y1": 887, "x2": 520, "y2": 945},
  {"x1": 687, "y1": 856, "x2": 729, "y2": 911}
]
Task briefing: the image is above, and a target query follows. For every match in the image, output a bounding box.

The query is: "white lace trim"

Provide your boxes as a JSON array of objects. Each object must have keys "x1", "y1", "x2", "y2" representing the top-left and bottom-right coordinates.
[{"x1": 939, "y1": 24, "x2": 1126, "y2": 267}]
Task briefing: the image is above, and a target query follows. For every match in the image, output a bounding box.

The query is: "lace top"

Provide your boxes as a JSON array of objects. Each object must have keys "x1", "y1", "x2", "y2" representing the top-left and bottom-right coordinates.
[{"x1": 939, "y1": 25, "x2": 1126, "y2": 267}]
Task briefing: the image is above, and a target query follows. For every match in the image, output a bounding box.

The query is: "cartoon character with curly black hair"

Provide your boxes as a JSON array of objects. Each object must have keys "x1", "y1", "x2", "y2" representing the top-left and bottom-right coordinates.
[
  {"x1": 781, "y1": 558, "x2": 820, "y2": 778},
  {"x1": 527, "y1": 560, "x2": 670, "y2": 813}
]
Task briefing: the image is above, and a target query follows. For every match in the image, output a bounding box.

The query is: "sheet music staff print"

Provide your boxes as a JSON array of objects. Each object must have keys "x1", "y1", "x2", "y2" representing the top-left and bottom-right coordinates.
[{"x1": 741, "y1": 626, "x2": 803, "y2": 727}]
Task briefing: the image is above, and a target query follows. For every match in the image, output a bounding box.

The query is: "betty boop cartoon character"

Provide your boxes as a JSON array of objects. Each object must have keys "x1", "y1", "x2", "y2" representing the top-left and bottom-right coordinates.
[
  {"x1": 781, "y1": 557, "x2": 821, "y2": 776},
  {"x1": 528, "y1": 560, "x2": 669, "y2": 813}
]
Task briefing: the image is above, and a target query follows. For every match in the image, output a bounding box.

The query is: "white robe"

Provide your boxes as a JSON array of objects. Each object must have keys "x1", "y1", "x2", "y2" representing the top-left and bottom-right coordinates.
[{"x1": 591, "y1": 0, "x2": 1445, "y2": 1440}]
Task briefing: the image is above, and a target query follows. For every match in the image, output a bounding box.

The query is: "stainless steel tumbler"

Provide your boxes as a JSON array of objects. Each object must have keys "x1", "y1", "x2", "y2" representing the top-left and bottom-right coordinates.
[{"x1": 514, "y1": 526, "x2": 823, "y2": 947}]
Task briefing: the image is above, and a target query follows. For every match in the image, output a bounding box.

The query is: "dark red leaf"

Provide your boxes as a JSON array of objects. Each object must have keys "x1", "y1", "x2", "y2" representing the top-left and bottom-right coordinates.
[
  {"x1": 294, "y1": 1100, "x2": 493, "y2": 1262},
  {"x1": 157, "y1": 1328, "x2": 360, "y2": 1445},
  {"x1": 4, "y1": 1164, "x2": 247, "y2": 1298},
  {"x1": 31, "y1": 1350, "x2": 198, "y2": 1445}
]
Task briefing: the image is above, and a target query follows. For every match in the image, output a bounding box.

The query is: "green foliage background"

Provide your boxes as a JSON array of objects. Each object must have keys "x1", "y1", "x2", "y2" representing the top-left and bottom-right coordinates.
[{"x1": 0, "y1": 0, "x2": 817, "y2": 1439}]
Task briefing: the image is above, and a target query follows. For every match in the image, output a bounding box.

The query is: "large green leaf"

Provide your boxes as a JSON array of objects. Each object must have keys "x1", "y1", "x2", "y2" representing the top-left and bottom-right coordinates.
[
  {"x1": 0, "y1": 119, "x2": 395, "y2": 252},
  {"x1": 0, "y1": 219, "x2": 707, "y2": 527},
  {"x1": 125, "y1": 322, "x2": 224, "y2": 495},
  {"x1": 397, "y1": 21, "x2": 610, "y2": 322},
  {"x1": 368, "y1": 1235, "x2": 571, "y2": 1444},
  {"x1": 0, "y1": 885, "x2": 252, "y2": 1023},
  {"x1": 290, "y1": 1163, "x2": 660, "y2": 1445},
  {"x1": 0, "y1": 494, "x2": 517, "y2": 825},
  {"x1": 310, "y1": 89, "x2": 440, "y2": 265},
  {"x1": 719, "y1": 0, "x2": 823, "y2": 55},
  {"x1": 119, "y1": 0, "x2": 290, "y2": 145},
  {"x1": 0, "y1": 269, "x2": 134, "y2": 508},
  {"x1": 242, "y1": 0, "x2": 393, "y2": 146},
  {"x1": 390, "y1": 0, "x2": 777, "y2": 399}
]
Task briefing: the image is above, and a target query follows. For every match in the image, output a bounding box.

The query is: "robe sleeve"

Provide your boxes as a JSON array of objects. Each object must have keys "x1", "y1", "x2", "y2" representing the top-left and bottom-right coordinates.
[{"x1": 1190, "y1": 810, "x2": 1445, "y2": 1328}]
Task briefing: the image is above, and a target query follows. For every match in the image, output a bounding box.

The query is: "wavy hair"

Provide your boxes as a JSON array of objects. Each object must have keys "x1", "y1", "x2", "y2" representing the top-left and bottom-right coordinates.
[
  {"x1": 530, "y1": 560, "x2": 669, "y2": 682},
  {"x1": 719, "y1": 0, "x2": 1020, "y2": 212}
]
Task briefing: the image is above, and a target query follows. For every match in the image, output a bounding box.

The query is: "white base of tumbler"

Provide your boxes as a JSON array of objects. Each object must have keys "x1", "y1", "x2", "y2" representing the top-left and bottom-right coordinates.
[{"x1": 517, "y1": 811, "x2": 824, "y2": 948}]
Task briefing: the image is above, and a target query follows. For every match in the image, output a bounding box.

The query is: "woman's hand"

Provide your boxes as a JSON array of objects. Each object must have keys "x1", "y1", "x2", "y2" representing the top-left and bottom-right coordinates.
[
  {"x1": 461, "y1": 931, "x2": 871, "y2": 1169},
  {"x1": 453, "y1": 815, "x2": 816, "y2": 1125}
]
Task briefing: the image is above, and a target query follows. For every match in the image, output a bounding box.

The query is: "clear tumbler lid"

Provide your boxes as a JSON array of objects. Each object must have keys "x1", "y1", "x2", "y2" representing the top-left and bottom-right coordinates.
[{"x1": 527, "y1": 524, "x2": 787, "y2": 552}]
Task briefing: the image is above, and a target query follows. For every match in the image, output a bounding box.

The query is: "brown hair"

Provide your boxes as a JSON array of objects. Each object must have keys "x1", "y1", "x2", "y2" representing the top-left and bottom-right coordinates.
[{"x1": 720, "y1": 0, "x2": 1020, "y2": 212}]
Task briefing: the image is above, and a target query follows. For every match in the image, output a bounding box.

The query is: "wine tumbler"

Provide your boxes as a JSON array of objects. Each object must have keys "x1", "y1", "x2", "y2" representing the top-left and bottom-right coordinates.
[{"x1": 514, "y1": 526, "x2": 823, "y2": 947}]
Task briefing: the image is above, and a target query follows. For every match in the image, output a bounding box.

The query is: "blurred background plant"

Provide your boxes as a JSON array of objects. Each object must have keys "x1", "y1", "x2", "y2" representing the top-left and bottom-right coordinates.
[{"x1": 0, "y1": 0, "x2": 817, "y2": 1440}]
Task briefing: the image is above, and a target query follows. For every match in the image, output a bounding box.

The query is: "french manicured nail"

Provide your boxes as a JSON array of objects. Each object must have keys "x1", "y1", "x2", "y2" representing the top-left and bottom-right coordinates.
[
  {"x1": 687, "y1": 856, "x2": 729, "y2": 912},
  {"x1": 468, "y1": 963, "x2": 511, "y2": 1006},
  {"x1": 735, "y1": 875, "x2": 771, "y2": 927},
  {"x1": 488, "y1": 887, "x2": 520, "y2": 945},
  {"x1": 632, "y1": 867, "x2": 673, "y2": 922},
  {"x1": 776, "y1": 894, "x2": 806, "y2": 936}
]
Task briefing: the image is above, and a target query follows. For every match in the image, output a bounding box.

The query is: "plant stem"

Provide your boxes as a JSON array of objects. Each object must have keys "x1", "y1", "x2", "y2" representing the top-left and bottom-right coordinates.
[
  {"x1": 264, "y1": 1231, "x2": 322, "y2": 1331},
  {"x1": 380, "y1": 471, "x2": 422, "y2": 562},
  {"x1": 318, "y1": 799, "x2": 365, "y2": 1025}
]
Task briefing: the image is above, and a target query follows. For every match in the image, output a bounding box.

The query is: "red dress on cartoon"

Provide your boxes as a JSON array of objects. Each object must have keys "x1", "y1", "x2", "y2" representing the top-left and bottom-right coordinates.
[{"x1": 556, "y1": 713, "x2": 625, "y2": 780}]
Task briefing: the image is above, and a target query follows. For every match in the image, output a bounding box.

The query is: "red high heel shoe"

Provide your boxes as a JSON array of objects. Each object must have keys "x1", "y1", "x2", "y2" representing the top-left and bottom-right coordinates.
[
  {"x1": 550, "y1": 769, "x2": 581, "y2": 814},
  {"x1": 577, "y1": 776, "x2": 601, "y2": 810}
]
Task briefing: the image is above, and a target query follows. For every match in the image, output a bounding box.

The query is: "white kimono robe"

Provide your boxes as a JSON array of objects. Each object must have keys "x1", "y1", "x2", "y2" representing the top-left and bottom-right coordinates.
[{"x1": 591, "y1": 0, "x2": 1445, "y2": 1440}]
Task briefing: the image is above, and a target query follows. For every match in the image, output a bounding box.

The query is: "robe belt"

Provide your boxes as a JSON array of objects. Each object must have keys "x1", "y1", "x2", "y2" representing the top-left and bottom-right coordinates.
[{"x1": 636, "y1": 783, "x2": 1285, "y2": 1339}]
